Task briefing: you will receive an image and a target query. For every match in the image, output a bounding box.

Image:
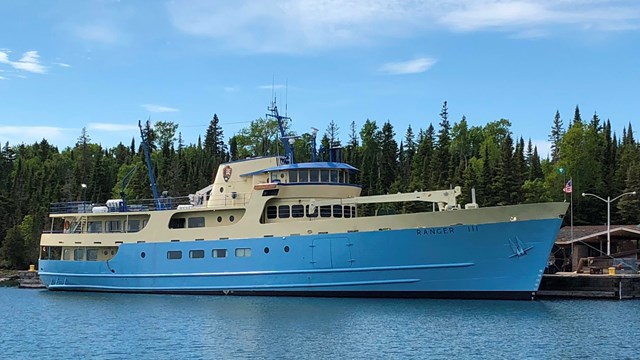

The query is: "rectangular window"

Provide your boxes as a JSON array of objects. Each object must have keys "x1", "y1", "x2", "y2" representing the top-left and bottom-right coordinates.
[
  {"x1": 333, "y1": 205, "x2": 343, "y2": 218},
  {"x1": 167, "y1": 250, "x2": 182, "y2": 260},
  {"x1": 188, "y1": 217, "x2": 205, "y2": 228},
  {"x1": 310, "y1": 170, "x2": 319, "y2": 182},
  {"x1": 212, "y1": 249, "x2": 227, "y2": 258},
  {"x1": 169, "y1": 218, "x2": 186, "y2": 229},
  {"x1": 288, "y1": 170, "x2": 298, "y2": 183},
  {"x1": 63, "y1": 248, "x2": 72, "y2": 260},
  {"x1": 344, "y1": 206, "x2": 351, "y2": 218},
  {"x1": 278, "y1": 205, "x2": 290, "y2": 218},
  {"x1": 235, "y1": 248, "x2": 252, "y2": 257},
  {"x1": 73, "y1": 248, "x2": 85, "y2": 261},
  {"x1": 320, "y1": 170, "x2": 329, "y2": 182},
  {"x1": 106, "y1": 220, "x2": 121, "y2": 233},
  {"x1": 266, "y1": 206, "x2": 277, "y2": 219},
  {"x1": 320, "y1": 205, "x2": 331, "y2": 218},
  {"x1": 87, "y1": 221, "x2": 102, "y2": 233},
  {"x1": 298, "y1": 169, "x2": 308, "y2": 182},
  {"x1": 189, "y1": 250, "x2": 205, "y2": 259},
  {"x1": 127, "y1": 219, "x2": 141, "y2": 232},
  {"x1": 87, "y1": 249, "x2": 98, "y2": 261},
  {"x1": 351, "y1": 207, "x2": 356, "y2": 218},
  {"x1": 292, "y1": 205, "x2": 304, "y2": 218},
  {"x1": 330, "y1": 170, "x2": 338, "y2": 183},
  {"x1": 306, "y1": 205, "x2": 318, "y2": 218}
]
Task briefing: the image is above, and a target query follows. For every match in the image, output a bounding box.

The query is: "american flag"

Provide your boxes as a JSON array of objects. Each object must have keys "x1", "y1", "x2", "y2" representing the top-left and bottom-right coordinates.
[{"x1": 563, "y1": 179, "x2": 572, "y2": 194}]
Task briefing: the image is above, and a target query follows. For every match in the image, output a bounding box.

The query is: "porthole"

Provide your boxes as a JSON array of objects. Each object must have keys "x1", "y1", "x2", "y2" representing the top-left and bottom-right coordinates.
[
  {"x1": 220, "y1": 187, "x2": 224, "y2": 193},
  {"x1": 141, "y1": 252, "x2": 146, "y2": 258},
  {"x1": 103, "y1": 250, "x2": 108, "y2": 255},
  {"x1": 284, "y1": 246, "x2": 290, "y2": 253},
  {"x1": 110, "y1": 250, "x2": 115, "y2": 255},
  {"x1": 264, "y1": 247, "x2": 270, "y2": 254},
  {"x1": 217, "y1": 216, "x2": 222, "y2": 223},
  {"x1": 229, "y1": 215, "x2": 235, "y2": 222}
]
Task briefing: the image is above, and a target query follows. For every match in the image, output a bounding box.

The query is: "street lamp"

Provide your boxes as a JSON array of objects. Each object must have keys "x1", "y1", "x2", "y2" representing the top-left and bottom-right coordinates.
[
  {"x1": 81, "y1": 183, "x2": 87, "y2": 212},
  {"x1": 582, "y1": 191, "x2": 637, "y2": 255}
]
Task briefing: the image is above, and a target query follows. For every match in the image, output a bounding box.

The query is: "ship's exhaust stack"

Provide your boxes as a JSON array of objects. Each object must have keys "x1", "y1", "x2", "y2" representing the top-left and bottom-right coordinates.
[{"x1": 466, "y1": 187, "x2": 479, "y2": 209}]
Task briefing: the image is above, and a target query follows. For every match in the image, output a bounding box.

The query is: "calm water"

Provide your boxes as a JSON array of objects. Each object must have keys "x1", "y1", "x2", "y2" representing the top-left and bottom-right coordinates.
[{"x1": 1, "y1": 287, "x2": 638, "y2": 359}]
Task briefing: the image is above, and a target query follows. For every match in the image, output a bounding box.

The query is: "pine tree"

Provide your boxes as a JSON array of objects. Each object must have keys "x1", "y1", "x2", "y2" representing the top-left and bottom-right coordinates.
[
  {"x1": 379, "y1": 121, "x2": 398, "y2": 193},
  {"x1": 549, "y1": 110, "x2": 563, "y2": 163},
  {"x1": 431, "y1": 101, "x2": 451, "y2": 188}
]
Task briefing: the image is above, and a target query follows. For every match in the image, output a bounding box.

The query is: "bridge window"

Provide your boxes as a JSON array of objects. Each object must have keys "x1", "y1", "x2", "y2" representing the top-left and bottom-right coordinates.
[
  {"x1": 298, "y1": 169, "x2": 308, "y2": 182},
  {"x1": 63, "y1": 249, "x2": 72, "y2": 260},
  {"x1": 212, "y1": 249, "x2": 227, "y2": 258},
  {"x1": 310, "y1": 170, "x2": 319, "y2": 182},
  {"x1": 292, "y1": 205, "x2": 304, "y2": 218},
  {"x1": 189, "y1": 250, "x2": 205, "y2": 259},
  {"x1": 289, "y1": 170, "x2": 298, "y2": 183},
  {"x1": 320, "y1": 170, "x2": 329, "y2": 182},
  {"x1": 344, "y1": 206, "x2": 351, "y2": 218},
  {"x1": 266, "y1": 206, "x2": 277, "y2": 219},
  {"x1": 167, "y1": 251, "x2": 182, "y2": 260},
  {"x1": 330, "y1": 170, "x2": 338, "y2": 183},
  {"x1": 278, "y1": 205, "x2": 290, "y2": 218},
  {"x1": 188, "y1": 217, "x2": 205, "y2": 228},
  {"x1": 235, "y1": 248, "x2": 252, "y2": 257}
]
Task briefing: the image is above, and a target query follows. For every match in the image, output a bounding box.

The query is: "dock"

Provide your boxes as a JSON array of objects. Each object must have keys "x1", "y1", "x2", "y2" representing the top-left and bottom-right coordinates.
[
  {"x1": 538, "y1": 273, "x2": 640, "y2": 300},
  {"x1": 18, "y1": 270, "x2": 45, "y2": 289}
]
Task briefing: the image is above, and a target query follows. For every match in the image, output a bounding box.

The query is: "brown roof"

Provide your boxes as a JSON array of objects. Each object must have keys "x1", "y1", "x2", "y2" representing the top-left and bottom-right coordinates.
[{"x1": 556, "y1": 225, "x2": 640, "y2": 245}]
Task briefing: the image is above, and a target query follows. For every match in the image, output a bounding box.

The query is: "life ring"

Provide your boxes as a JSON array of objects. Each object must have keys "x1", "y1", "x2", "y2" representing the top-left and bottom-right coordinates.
[{"x1": 64, "y1": 220, "x2": 70, "y2": 230}]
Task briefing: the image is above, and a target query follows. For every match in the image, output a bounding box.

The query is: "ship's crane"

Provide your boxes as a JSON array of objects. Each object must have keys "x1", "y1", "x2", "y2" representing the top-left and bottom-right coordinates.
[{"x1": 138, "y1": 120, "x2": 163, "y2": 210}]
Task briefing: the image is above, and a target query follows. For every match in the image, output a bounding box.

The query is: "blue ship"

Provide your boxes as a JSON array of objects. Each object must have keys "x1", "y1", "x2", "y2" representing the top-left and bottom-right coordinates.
[{"x1": 38, "y1": 104, "x2": 568, "y2": 300}]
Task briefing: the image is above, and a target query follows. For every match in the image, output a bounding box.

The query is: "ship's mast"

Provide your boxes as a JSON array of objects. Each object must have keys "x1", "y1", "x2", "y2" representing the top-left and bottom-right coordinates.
[
  {"x1": 266, "y1": 98, "x2": 293, "y2": 163},
  {"x1": 138, "y1": 120, "x2": 162, "y2": 210}
]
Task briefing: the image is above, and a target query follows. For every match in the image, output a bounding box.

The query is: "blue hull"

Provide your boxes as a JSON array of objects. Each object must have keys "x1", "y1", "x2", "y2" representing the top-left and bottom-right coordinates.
[{"x1": 39, "y1": 218, "x2": 562, "y2": 300}]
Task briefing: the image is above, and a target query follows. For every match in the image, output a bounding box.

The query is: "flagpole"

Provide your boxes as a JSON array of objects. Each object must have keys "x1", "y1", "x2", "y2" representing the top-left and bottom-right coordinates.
[{"x1": 570, "y1": 178, "x2": 573, "y2": 241}]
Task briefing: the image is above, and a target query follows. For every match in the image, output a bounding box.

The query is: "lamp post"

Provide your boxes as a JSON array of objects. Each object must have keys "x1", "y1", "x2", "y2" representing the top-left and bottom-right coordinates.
[
  {"x1": 81, "y1": 183, "x2": 87, "y2": 213},
  {"x1": 582, "y1": 191, "x2": 637, "y2": 255}
]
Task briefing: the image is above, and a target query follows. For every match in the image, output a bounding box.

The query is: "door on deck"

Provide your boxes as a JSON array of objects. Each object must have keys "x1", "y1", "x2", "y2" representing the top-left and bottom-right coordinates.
[{"x1": 310, "y1": 238, "x2": 332, "y2": 268}]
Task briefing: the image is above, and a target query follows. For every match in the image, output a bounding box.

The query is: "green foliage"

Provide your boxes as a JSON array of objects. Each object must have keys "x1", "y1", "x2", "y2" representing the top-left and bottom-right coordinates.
[{"x1": 1, "y1": 102, "x2": 638, "y2": 269}]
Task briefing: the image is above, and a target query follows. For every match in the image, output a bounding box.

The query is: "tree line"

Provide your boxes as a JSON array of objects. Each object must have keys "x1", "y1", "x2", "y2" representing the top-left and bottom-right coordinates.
[{"x1": 0, "y1": 103, "x2": 638, "y2": 268}]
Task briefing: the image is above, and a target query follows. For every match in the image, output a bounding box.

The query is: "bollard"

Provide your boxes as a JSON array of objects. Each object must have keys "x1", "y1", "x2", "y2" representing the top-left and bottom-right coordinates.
[
  {"x1": 28, "y1": 264, "x2": 36, "y2": 272},
  {"x1": 608, "y1": 267, "x2": 616, "y2": 276}
]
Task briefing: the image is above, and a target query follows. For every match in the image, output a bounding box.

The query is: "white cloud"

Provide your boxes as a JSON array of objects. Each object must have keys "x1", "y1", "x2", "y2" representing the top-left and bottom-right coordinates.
[
  {"x1": 0, "y1": 76, "x2": 6, "y2": 80},
  {"x1": 54, "y1": 62, "x2": 72, "y2": 68},
  {"x1": 379, "y1": 57, "x2": 437, "y2": 75},
  {"x1": 0, "y1": 50, "x2": 47, "y2": 74},
  {"x1": 141, "y1": 104, "x2": 179, "y2": 113},
  {"x1": 0, "y1": 126, "x2": 67, "y2": 144},
  {"x1": 166, "y1": 0, "x2": 640, "y2": 53},
  {"x1": 89, "y1": 123, "x2": 138, "y2": 132},
  {"x1": 258, "y1": 84, "x2": 286, "y2": 90}
]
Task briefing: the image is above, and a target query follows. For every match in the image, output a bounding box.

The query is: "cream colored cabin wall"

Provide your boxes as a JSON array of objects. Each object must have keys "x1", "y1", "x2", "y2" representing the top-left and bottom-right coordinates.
[{"x1": 207, "y1": 157, "x2": 281, "y2": 208}]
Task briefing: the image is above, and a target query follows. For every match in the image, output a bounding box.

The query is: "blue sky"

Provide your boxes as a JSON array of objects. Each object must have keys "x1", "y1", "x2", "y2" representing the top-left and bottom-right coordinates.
[{"x1": 1, "y1": 0, "x2": 639, "y2": 157}]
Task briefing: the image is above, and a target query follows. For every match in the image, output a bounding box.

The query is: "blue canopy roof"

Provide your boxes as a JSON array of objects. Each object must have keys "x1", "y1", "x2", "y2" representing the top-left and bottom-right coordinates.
[{"x1": 241, "y1": 162, "x2": 359, "y2": 177}]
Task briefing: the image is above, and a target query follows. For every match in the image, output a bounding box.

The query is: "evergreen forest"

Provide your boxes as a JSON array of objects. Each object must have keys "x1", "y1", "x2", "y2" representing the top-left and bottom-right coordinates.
[{"x1": 0, "y1": 103, "x2": 638, "y2": 269}]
